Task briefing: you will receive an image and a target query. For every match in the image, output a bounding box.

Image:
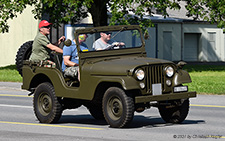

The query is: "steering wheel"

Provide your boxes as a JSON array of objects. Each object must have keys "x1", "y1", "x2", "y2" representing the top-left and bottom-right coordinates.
[{"x1": 106, "y1": 44, "x2": 126, "y2": 50}]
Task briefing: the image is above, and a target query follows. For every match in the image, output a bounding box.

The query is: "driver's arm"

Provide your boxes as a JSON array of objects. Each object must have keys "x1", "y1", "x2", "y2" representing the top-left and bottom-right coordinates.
[
  {"x1": 47, "y1": 43, "x2": 63, "y2": 53},
  {"x1": 119, "y1": 42, "x2": 125, "y2": 46}
]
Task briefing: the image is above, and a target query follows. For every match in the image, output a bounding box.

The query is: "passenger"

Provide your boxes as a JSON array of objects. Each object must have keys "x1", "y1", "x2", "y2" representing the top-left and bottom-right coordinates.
[
  {"x1": 62, "y1": 34, "x2": 88, "y2": 81},
  {"x1": 29, "y1": 20, "x2": 65, "y2": 63},
  {"x1": 92, "y1": 32, "x2": 124, "y2": 50}
]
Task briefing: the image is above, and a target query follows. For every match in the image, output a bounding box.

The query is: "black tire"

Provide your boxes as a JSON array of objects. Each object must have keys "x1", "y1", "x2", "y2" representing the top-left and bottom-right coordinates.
[
  {"x1": 89, "y1": 106, "x2": 105, "y2": 120},
  {"x1": 103, "y1": 87, "x2": 134, "y2": 128},
  {"x1": 33, "y1": 82, "x2": 63, "y2": 123},
  {"x1": 158, "y1": 99, "x2": 190, "y2": 124},
  {"x1": 15, "y1": 41, "x2": 33, "y2": 76}
]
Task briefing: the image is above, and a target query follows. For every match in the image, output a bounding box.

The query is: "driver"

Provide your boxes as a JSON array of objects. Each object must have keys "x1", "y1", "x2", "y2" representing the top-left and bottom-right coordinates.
[{"x1": 92, "y1": 32, "x2": 124, "y2": 50}]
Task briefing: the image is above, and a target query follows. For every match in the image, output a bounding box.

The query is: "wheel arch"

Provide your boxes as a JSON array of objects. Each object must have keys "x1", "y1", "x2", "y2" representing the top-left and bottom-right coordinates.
[
  {"x1": 92, "y1": 81, "x2": 123, "y2": 104},
  {"x1": 29, "y1": 73, "x2": 52, "y2": 90},
  {"x1": 92, "y1": 80, "x2": 140, "y2": 104}
]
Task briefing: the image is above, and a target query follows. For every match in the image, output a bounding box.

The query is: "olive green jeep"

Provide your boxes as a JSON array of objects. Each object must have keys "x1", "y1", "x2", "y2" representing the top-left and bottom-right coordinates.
[{"x1": 17, "y1": 25, "x2": 196, "y2": 128}]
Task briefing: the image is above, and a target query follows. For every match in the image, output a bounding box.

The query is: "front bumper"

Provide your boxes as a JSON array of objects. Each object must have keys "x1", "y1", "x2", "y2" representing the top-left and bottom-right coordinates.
[{"x1": 135, "y1": 91, "x2": 196, "y2": 103}]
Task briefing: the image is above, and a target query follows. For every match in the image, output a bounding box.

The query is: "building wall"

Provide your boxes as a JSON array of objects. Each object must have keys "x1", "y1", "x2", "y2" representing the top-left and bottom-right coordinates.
[
  {"x1": 157, "y1": 23, "x2": 182, "y2": 61},
  {"x1": 183, "y1": 23, "x2": 224, "y2": 62},
  {"x1": 155, "y1": 22, "x2": 224, "y2": 62},
  {"x1": 145, "y1": 27, "x2": 156, "y2": 58},
  {"x1": 0, "y1": 6, "x2": 39, "y2": 67}
]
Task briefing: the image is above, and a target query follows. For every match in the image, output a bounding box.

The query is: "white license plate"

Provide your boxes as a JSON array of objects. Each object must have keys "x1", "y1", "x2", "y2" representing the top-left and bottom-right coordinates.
[
  {"x1": 174, "y1": 86, "x2": 188, "y2": 93},
  {"x1": 152, "y1": 84, "x2": 162, "y2": 95}
]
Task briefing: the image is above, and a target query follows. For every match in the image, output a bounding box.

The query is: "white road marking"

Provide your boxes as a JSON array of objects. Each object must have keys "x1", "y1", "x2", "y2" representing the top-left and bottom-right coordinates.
[{"x1": 0, "y1": 104, "x2": 32, "y2": 109}]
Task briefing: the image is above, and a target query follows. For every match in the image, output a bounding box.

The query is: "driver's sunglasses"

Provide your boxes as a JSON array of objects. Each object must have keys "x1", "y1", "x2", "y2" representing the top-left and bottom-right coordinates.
[
  {"x1": 104, "y1": 32, "x2": 112, "y2": 35},
  {"x1": 42, "y1": 25, "x2": 51, "y2": 29}
]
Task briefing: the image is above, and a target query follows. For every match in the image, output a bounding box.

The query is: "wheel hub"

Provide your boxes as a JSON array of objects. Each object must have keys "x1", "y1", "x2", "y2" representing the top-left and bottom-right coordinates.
[
  {"x1": 112, "y1": 101, "x2": 120, "y2": 114},
  {"x1": 108, "y1": 97, "x2": 123, "y2": 120},
  {"x1": 42, "y1": 96, "x2": 50, "y2": 111},
  {"x1": 38, "y1": 93, "x2": 52, "y2": 116}
]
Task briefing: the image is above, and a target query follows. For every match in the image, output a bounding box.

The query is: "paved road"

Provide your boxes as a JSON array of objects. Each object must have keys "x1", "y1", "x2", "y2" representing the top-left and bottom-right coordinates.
[{"x1": 0, "y1": 82, "x2": 225, "y2": 141}]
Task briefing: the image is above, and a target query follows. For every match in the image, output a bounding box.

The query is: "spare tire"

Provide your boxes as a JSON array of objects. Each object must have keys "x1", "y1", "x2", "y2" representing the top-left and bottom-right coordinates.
[{"x1": 15, "y1": 41, "x2": 33, "y2": 76}]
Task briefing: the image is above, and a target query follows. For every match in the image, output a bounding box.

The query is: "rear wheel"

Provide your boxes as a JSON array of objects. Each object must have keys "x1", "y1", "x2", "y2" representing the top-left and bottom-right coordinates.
[
  {"x1": 103, "y1": 87, "x2": 134, "y2": 128},
  {"x1": 33, "y1": 82, "x2": 63, "y2": 123},
  {"x1": 158, "y1": 99, "x2": 190, "y2": 123}
]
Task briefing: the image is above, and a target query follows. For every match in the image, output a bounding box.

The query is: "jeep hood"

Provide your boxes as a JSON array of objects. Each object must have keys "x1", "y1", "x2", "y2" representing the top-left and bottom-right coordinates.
[{"x1": 89, "y1": 57, "x2": 173, "y2": 76}]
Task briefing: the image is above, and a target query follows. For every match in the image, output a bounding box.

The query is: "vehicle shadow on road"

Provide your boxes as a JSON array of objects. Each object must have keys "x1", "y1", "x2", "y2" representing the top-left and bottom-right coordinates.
[
  {"x1": 57, "y1": 114, "x2": 205, "y2": 128},
  {"x1": 58, "y1": 115, "x2": 108, "y2": 126},
  {"x1": 127, "y1": 115, "x2": 205, "y2": 128}
]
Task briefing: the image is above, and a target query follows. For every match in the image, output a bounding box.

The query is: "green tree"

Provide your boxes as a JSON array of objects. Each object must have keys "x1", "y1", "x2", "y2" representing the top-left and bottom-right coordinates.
[
  {"x1": 1, "y1": 0, "x2": 224, "y2": 33},
  {"x1": 31, "y1": 0, "x2": 181, "y2": 30},
  {"x1": 0, "y1": 0, "x2": 37, "y2": 33},
  {"x1": 0, "y1": 0, "x2": 180, "y2": 33},
  {"x1": 185, "y1": 0, "x2": 225, "y2": 29}
]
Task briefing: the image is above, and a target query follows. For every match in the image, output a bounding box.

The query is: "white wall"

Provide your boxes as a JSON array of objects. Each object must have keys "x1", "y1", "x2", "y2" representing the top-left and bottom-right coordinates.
[{"x1": 0, "y1": 6, "x2": 39, "y2": 67}]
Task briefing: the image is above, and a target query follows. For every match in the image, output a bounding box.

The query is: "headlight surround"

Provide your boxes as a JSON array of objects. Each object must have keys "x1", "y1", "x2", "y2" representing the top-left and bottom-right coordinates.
[
  {"x1": 165, "y1": 66, "x2": 174, "y2": 77},
  {"x1": 135, "y1": 69, "x2": 145, "y2": 80}
]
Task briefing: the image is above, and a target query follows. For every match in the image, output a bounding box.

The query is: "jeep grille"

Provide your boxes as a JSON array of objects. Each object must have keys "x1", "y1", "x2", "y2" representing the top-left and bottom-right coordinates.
[{"x1": 143, "y1": 65, "x2": 165, "y2": 94}]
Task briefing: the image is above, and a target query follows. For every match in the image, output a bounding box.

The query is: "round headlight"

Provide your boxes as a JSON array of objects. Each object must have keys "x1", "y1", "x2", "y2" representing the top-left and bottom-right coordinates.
[
  {"x1": 135, "y1": 69, "x2": 145, "y2": 80},
  {"x1": 165, "y1": 66, "x2": 174, "y2": 77}
]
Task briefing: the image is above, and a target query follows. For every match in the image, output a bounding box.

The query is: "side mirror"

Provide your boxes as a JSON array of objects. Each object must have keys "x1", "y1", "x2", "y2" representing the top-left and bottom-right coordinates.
[
  {"x1": 177, "y1": 61, "x2": 187, "y2": 69},
  {"x1": 64, "y1": 39, "x2": 72, "y2": 47}
]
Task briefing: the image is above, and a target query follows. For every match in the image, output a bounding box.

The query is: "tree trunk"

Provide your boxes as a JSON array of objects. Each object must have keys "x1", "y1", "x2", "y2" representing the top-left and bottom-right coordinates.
[{"x1": 89, "y1": 0, "x2": 109, "y2": 27}]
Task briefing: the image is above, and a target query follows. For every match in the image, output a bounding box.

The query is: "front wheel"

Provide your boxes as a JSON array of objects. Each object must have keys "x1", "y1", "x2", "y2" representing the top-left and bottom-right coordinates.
[
  {"x1": 103, "y1": 87, "x2": 134, "y2": 128},
  {"x1": 33, "y1": 82, "x2": 63, "y2": 123},
  {"x1": 158, "y1": 99, "x2": 190, "y2": 123}
]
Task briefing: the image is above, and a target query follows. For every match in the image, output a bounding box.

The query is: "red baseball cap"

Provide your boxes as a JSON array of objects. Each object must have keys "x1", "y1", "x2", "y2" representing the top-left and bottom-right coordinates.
[{"x1": 39, "y1": 20, "x2": 52, "y2": 29}]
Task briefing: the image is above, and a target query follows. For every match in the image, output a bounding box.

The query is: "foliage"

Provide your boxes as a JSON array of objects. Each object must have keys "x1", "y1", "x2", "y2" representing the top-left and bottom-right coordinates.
[
  {"x1": 1, "y1": 0, "x2": 225, "y2": 33},
  {"x1": 0, "y1": 0, "x2": 180, "y2": 33},
  {"x1": 183, "y1": 64, "x2": 225, "y2": 72},
  {"x1": 186, "y1": 0, "x2": 225, "y2": 30},
  {"x1": 0, "y1": 0, "x2": 38, "y2": 33},
  {"x1": 108, "y1": 0, "x2": 180, "y2": 30}
]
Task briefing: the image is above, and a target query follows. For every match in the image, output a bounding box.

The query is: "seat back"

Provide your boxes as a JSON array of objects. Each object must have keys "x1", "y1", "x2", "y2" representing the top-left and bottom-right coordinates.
[{"x1": 51, "y1": 52, "x2": 62, "y2": 72}]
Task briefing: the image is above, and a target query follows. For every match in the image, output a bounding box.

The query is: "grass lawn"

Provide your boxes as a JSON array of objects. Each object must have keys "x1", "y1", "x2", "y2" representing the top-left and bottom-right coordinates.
[
  {"x1": 0, "y1": 64, "x2": 224, "y2": 94},
  {"x1": 0, "y1": 65, "x2": 22, "y2": 82},
  {"x1": 183, "y1": 65, "x2": 225, "y2": 95}
]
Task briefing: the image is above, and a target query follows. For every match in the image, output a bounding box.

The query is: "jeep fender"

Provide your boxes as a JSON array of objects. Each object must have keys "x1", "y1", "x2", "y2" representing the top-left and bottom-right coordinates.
[
  {"x1": 173, "y1": 69, "x2": 192, "y2": 86},
  {"x1": 93, "y1": 76, "x2": 140, "y2": 91},
  {"x1": 22, "y1": 66, "x2": 66, "y2": 92}
]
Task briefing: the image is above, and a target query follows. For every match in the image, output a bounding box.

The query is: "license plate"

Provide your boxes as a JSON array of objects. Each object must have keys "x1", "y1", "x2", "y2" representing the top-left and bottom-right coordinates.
[
  {"x1": 174, "y1": 86, "x2": 188, "y2": 93},
  {"x1": 152, "y1": 84, "x2": 162, "y2": 95}
]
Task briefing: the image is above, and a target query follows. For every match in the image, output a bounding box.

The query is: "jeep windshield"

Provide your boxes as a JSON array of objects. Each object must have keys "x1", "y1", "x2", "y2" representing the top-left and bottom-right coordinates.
[{"x1": 77, "y1": 28, "x2": 143, "y2": 52}]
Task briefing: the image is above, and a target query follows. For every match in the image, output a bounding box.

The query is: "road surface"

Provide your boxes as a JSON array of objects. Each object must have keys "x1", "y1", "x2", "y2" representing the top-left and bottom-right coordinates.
[{"x1": 0, "y1": 82, "x2": 224, "y2": 141}]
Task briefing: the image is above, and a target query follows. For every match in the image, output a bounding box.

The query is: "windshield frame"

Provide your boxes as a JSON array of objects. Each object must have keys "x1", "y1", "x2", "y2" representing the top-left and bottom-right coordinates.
[{"x1": 74, "y1": 25, "x2": 146, "y2": 59}]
